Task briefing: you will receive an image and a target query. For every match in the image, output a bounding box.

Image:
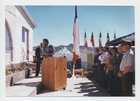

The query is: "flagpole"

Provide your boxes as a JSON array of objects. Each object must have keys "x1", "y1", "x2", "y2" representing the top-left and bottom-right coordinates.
[
  {"x1": 71, "y1": 65, "x2": 77, "y2": 79},
  {"x1": 92, "y1": 31, "x2": 94, "y2": 55},
  {"x1": 91, "y1": 31, "x2": 95, "y2": 65},
  {"x1": 85, "y1": 47, "x2": 87, "y2": 72},
  {"x1": 93, "y1": 47, "x2": 94, "y2": 61},
  {"x1": 71, "y1": 6, "x2": 79, "y2": 80}
]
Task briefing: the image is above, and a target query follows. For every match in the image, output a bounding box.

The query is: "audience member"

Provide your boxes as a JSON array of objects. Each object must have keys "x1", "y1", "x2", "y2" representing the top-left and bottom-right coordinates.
[
  {"x1": 113, "y1": 44, "x2": 124, "y2": 96},
  {"x1": 118, "y1": 42, "x2": 135, "y2": 96},
  {"x1": 98, "y1": 46, "x2": 109, "y2": 88}
]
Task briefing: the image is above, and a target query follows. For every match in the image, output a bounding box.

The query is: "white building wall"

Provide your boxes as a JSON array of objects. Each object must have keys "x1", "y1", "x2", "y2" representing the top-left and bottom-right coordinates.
[{"x1": 5, "y1": 6, "x2": 34, "y2": 64}]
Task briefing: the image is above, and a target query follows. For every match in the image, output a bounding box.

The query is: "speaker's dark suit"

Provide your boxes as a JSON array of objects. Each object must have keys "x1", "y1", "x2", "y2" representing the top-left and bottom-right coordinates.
[{"x1": 35, "y1": 47, "x2": 43, "y2": 76}]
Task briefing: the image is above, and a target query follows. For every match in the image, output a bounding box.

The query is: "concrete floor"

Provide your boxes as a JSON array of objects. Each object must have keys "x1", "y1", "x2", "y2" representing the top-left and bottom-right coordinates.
[
  {"x1": 36, "y1": 76, "x2": 111, "y2": 97},
  {"x1": 6, "y1": 72, "x2": 135, "y2": 97}
]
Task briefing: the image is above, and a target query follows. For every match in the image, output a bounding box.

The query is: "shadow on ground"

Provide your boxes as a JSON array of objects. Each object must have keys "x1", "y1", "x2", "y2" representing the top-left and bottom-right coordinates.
[
  {"x1": 13, "y1": 76, "x2": 41, "y2": 87},
  {"x1": 74, "y1": 72, "x2": 111, "y2": 96}
]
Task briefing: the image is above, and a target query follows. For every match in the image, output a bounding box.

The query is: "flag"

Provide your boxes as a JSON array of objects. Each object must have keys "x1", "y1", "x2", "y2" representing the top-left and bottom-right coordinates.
[
  {"x1": 107, "y1": 32, "x2": 110, "y2": 43},
  {"x1": 90, "y1": 32, "x2": 95, "y2": 47},
  {"x1": 84, "y1": 32, "x2": 88, "y2": 48},
  {"x1": 114, "y1": 32, "x2": 116, "y2": 39},
  {"x1": 113, "y1": 32, "x2": 116, "y2": 47},
  {"x1": 73, "y1": 6, "x2": 80, "y2": 65},
  {"x1": 99, "y1": 32, "x2": 102, "y2": 46}
]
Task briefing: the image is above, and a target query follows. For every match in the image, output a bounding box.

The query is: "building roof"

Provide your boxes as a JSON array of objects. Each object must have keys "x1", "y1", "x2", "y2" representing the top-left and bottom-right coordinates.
[
  {"x1": 106, "y1": 32, "x2": 135, "y2": 46},
  {"x1": 20, "y1": 6, "x2": 37, "y2": 28}
]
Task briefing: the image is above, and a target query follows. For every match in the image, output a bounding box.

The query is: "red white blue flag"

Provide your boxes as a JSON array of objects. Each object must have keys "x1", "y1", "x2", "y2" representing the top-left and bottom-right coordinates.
[
  {"x1": 107, "y1": 32, "x2": 110, "y2": 43},
  {"x1": 84, "y1": 32, "x2": 88, "y2": 48},
  {"x1": 99, "y1": 32, "x2": 102, "y2": 47},
  {"x1": 73, "y1": 6, "x2": 80, "y2": 65},
  {"x1": 114, "y1": 32, "x2": 116, "y2": 39},
  {"x1": 90, "y1": 32, "x2": 95, "y2": 47}
]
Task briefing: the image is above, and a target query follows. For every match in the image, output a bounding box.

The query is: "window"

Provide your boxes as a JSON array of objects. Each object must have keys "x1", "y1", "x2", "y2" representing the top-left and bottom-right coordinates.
[{"x1": 22, "y1": 27, "x2": 25, "y2": 42}]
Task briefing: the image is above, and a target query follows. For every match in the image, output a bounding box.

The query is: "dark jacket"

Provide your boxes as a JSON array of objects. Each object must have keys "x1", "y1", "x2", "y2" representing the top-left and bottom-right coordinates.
[
  {"x1": 35, "y1": 47, "x2": 42, "y2": 62},
  {"x1": 94, "y1": 53, "x2": 98, "y2": 64},
  {"x1": 95, "y1": 51, "x2": 103, "y2": 65},
  {"x1": 113, "y1": 52, "x2": 124, "y2": 76}
]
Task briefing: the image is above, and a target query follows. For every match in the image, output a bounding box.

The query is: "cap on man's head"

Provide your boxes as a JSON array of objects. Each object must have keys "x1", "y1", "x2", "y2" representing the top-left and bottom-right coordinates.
[{"x1": 121, "y1": 41, "x2": 132, "y2": 47}]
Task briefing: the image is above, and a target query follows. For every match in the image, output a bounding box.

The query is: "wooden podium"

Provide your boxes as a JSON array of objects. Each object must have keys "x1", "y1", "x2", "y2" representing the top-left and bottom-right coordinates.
[{"x1": 42, "y1": 57, "x2": 67, "y2": 91}]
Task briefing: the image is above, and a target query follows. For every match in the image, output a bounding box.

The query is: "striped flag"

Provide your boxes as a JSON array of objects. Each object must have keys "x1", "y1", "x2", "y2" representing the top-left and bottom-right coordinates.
[
  {"x1": 99, "y1": 32, "x2": 102, "y2": 47},
  {"x1": 73, "y1": 6, "x2": 80, "y2": 65},
  {"x1": 84, "y1": 32, "x2": 88, "y2": 48},
  {"x1": 113, "y1": 32, "x2": 116, "y2": 47},
  {"x1": 114, "y1": 32, "x2": 116, "y2": 39},
  {"x1": 107, "y1": 32, "x2": 110, "y2": 43},
  {"x1": 90, "y1": 32, "x2": 95, "y2": 47}
]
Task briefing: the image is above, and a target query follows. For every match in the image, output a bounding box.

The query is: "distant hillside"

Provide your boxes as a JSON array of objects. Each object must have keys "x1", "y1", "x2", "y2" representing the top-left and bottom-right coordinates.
[
  {"x1": 54, "y1": 43, "x2": 98, "y2": 49},
  {"x1": 34, "y1": 43, "x2": 98, "y2": 49},
  {"x1": 33, "y1": 44, "x2": 135, "y2": 54},
  {"x1": 33, "y1": 43, "x2": 98, "y2": 53}
]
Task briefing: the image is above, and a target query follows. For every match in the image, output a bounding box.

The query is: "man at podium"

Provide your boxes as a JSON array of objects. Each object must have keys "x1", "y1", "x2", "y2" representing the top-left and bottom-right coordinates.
[{"x1": 42, "y1": 38, "x2": 55, "y2": 59}]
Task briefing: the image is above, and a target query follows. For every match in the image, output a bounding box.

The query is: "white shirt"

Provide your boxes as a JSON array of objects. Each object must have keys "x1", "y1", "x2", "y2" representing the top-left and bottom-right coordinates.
[
  {"x1": 99, "y1": 51, "x2": 103, "y2": 54},
  {"x1": 120, "y1": 49, "x2": 135, "y2": 72},
  {"x1": 98, "y1": 51, "x2": 108, "y2": 64}
]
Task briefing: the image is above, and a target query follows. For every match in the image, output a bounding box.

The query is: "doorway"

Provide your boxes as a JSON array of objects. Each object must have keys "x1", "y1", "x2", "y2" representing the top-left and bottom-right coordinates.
[
  {"x1": 24, "y1": 28, "x2": 29, "y2": 61},
  {"x1": 5, "y1": 21, "x2": 13, "y2": 64}
]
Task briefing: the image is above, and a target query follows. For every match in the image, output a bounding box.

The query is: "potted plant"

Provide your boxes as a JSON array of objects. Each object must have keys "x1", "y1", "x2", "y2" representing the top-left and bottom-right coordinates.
[{"x1": 20, "y1": 46, "x2": 30, "y2": 78}]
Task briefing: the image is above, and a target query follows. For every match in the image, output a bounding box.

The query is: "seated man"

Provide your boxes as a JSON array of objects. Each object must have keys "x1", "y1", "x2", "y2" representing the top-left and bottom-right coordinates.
[{"x1": 42, "y1": 38, "x2": 55, "y2": 59}]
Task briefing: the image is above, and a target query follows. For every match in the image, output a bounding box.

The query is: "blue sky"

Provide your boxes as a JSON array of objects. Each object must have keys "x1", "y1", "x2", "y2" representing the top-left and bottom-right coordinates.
[{"x1": 25, "y1": 6, "x2": 134, "y2": 47}]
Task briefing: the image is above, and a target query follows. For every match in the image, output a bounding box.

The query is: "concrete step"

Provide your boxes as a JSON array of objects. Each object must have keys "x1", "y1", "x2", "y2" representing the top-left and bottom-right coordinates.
[
  {"x1": 26, "y1": 63, "x2": 43, "y2": 74},
  {"x1": 26, "y1": 63, "x2": 36, "y2": 71},
  {"x1": 6, "y1": 68, "x2": 33, "y2": 87},
  {"x1": 6, "y1": 74, "x2": 42, "y2": 96}
]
